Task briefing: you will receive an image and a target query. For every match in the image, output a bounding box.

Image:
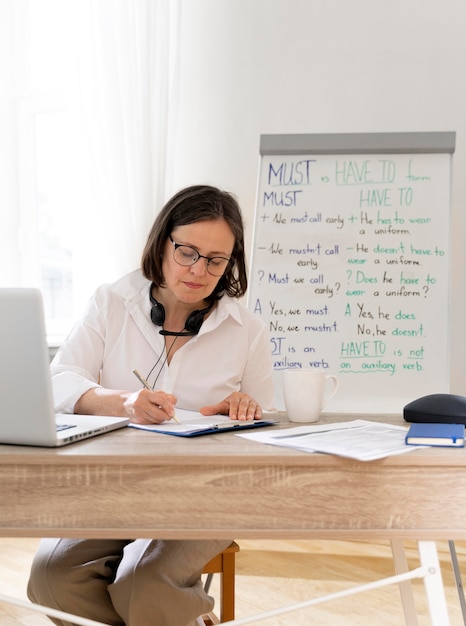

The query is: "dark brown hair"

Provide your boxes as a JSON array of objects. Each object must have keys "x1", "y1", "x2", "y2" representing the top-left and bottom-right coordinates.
[{"x1": 141, "y1": 185, "x2": 248, "y2": 299}]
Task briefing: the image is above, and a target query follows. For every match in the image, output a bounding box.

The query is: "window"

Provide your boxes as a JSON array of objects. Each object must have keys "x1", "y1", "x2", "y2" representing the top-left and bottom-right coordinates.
[
  {"x1": 15, "y1": 0, "x2": 82, "y2": 341},
  {"x1": 4, "y1": 0, "x2": 177, "y2": 343}
]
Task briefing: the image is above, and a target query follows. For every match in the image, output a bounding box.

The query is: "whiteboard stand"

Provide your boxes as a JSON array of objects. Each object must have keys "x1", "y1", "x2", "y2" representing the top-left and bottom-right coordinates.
[{"x1": 448, "y1": 540, "x2": 466, "y2": 625}]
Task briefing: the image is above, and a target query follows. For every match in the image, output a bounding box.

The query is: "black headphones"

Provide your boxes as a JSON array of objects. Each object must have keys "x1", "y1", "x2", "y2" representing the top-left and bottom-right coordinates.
[{"x1": 149, "y1": 283, "x2": 213, "y2": 336}]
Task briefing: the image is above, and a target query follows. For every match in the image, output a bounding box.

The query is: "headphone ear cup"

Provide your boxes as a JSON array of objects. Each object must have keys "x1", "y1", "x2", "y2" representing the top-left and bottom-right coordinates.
[
  {"x1": 149, "y1": 283, "x2": 166, "y2": 327},
  {"x1": 150, "y1": 296, "x2": 165, "y2": 327},
  {"x1": 184, "y1": 309, "x2": 206, "y2": 334},
  {"x1": 149, "y1": 283, "x2": 213, "y2": 334},
  {"x1": 184, "y1": 302, "x2": 215, "y2": 334}
]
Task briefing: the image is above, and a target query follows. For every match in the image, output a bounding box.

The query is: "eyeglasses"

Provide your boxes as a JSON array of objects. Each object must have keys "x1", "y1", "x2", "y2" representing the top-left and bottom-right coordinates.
[{"x1": 169, "y1": 235, "x2": 232, "y2": 276}]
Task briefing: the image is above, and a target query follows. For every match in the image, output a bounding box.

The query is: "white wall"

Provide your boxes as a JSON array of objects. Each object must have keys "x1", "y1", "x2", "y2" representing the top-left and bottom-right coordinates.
[{"x1": 171, "y1": 0, "x2": 466, "y2": 395}]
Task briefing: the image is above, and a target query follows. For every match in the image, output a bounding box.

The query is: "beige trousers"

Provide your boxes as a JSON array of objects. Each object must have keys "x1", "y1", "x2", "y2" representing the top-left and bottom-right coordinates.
[{"x1": 27, "y1": 538, "x2": 232, "y2": 626}]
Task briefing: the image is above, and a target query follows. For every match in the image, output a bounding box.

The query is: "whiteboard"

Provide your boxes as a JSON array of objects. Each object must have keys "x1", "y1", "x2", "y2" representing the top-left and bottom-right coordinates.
[{"x1": 248, "y1": 132, "x2": 455, "y2": 413}]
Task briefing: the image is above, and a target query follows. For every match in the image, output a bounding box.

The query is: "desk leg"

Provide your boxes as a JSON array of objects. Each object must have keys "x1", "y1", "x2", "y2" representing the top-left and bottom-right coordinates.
[
  {"x1": 418, "y1": 541, "x2": 450, "y2": 626},
  {"x1": 390, "y1": 539, "x2": 419, "y2": 626},
  {"x1": 448, "y1": 540, "x2": 466, "y2": 625}
]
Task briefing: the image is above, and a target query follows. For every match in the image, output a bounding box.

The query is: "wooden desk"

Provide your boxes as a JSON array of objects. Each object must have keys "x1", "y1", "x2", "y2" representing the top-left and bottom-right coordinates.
[
  {"x1": 0, "y1": 413, "x2": 464, "y2": 625},
  {"x1": 0, "y1": 413, "x2": 464, "y2": 540}
]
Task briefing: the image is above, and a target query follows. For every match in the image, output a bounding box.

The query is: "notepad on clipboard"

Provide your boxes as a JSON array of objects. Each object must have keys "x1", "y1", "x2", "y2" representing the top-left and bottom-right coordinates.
[
  {"x1": 405, "y1": 422, "x2": 465, "y2": 447},
  {"x1": 128, "y1": 408, "x2": 278, "y2": 437}
]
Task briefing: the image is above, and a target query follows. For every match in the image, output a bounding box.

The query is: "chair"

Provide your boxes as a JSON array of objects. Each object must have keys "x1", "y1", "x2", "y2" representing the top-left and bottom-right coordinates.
[{"x1": 200, "y1": 541, "x2": 240, "y2": 625}]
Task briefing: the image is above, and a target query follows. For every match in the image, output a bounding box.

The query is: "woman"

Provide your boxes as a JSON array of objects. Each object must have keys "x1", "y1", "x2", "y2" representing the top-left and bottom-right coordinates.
[{"x1": 27, "y1": 185, "x2": 275, "y2": 626}]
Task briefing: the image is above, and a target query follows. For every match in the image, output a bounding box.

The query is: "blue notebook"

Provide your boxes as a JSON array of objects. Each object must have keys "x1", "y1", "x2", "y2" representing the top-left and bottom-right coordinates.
[{"x1": 405, "y1": 422, "x2": 465, "y2": 447}]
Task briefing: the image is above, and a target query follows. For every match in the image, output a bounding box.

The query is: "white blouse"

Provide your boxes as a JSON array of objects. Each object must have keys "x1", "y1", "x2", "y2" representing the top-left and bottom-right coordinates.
[{"x1": 51, "y1": 269, "x2": 275, "y2": 413}]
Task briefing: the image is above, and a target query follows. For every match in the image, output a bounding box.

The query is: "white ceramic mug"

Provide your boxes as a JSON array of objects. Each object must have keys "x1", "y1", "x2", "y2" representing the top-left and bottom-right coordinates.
[{"x1": 283, "y1": 368, "x2": 339, "y2": 423}]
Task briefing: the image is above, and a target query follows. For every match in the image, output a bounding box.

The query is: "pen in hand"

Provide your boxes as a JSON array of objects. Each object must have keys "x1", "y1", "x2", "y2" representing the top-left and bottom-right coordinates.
[{"x1": 132, "y1": 369, "x2": 180, "y2": 423}]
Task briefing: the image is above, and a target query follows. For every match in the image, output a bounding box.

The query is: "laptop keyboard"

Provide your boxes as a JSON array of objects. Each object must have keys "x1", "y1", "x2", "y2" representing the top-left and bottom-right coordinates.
[{"x1": 56, "y1": 423, "x2": 75, "y2": 432}]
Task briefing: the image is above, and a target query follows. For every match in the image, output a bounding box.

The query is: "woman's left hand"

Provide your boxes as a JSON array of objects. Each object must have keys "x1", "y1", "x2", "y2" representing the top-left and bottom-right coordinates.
[{"x1": 200, "y1": 392, "x2": 262, "y2": 421}]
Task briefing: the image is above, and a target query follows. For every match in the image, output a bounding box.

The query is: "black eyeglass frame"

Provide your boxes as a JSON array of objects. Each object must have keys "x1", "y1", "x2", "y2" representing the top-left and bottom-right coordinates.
[{"x1": 169, "y1": 235, "x2": 232, "y2": 276}]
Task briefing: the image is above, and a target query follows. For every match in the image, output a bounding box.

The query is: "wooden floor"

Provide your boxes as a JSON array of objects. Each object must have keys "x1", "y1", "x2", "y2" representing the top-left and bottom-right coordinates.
[{"x1": 1, "y1": 538, "x2": 466, "y2": 625}]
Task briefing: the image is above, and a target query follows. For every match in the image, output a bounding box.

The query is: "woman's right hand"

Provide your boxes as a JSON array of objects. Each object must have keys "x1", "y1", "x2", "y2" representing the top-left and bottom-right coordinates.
[{"x1": 123, "y1": 388, "x2": 177, "y2": 424}]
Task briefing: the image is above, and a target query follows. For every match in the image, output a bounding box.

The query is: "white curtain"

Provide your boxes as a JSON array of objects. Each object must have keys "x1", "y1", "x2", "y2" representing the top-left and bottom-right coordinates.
[{"x1": 72, "y1": 0, "x2": 180, "y2": 301}]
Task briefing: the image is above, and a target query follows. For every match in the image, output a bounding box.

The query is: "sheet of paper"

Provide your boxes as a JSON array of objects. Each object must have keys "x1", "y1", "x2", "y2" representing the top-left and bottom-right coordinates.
[
  {"x1": 237, "y1": 419, "x2": 423, "y2": 461},
  {"x1": 128, "y1": 408, "x2": 233, "y2": 434}
]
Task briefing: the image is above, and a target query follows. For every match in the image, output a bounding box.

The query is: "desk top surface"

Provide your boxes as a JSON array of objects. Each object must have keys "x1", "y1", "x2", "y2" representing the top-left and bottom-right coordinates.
[{"x1": 0, "y1": 412, "x2": 465, "y2": 468}]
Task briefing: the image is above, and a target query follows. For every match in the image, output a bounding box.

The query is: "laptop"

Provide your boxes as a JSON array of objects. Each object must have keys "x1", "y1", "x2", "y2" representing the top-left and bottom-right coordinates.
[{"x1": 0, "y1": 288, "x2": 129, "y2": 446}]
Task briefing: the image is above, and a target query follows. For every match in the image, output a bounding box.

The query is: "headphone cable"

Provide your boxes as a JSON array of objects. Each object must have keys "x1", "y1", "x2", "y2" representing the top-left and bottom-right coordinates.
[{"x1": 146, "y1": 334, "x2": 180, "y2": 389}]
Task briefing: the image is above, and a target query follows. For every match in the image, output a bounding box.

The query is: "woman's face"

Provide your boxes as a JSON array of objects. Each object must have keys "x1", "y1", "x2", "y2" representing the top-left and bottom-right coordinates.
[{"x1": 162, "y1": 218, "x2": 235, "y2": 305}]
